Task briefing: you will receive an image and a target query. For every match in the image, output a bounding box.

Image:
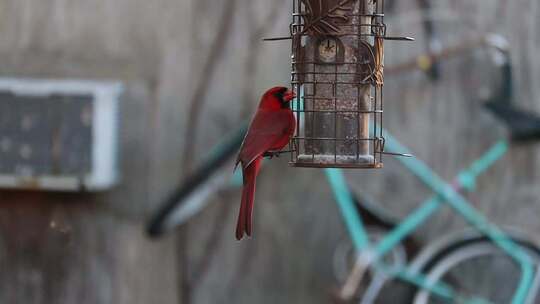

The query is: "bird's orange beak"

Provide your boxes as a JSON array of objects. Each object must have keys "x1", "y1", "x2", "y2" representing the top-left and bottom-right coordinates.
[{"x1": 283, "y1": 90, "x2": 296, "y2": 102}]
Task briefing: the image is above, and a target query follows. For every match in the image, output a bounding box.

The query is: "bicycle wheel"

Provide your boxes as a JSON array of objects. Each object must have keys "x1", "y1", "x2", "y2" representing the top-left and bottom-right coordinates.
[
  {"x1": 332, "y1": 227, "x2": 410, "y2": 303},
  {"x1": 412, "y1": 232, "x2": 540, "y2": 304}
]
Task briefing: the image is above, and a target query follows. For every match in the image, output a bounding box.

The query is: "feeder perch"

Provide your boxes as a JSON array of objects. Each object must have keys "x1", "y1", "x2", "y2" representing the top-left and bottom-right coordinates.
[{"x1": 289, "y1": 0, "x2": 387, "y2": 168}]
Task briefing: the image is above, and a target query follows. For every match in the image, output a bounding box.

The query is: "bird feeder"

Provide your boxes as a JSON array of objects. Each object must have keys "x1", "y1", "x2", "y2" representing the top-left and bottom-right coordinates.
[{"x1": 289, "y1": 0, "x2": 387, "y2": 168}]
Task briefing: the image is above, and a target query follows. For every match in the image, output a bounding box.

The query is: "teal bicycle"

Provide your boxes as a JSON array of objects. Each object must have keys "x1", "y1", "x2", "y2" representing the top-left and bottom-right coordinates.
[
  {"x1": 328, "y1": 35, "x2": 540, "y2": 303},
  {"x1": 147, "y1": 36, "x2": 540, "y2": 304}
]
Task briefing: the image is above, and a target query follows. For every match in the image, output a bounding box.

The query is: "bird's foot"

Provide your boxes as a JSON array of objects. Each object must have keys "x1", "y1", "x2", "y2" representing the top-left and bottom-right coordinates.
[{"x1": 263, "y1": 151, "x2": 281, "y2": 159}]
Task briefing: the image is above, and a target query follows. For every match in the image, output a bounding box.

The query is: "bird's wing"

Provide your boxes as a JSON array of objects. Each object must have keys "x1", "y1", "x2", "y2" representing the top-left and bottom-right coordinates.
[{"x1": 237, "y1": 110, "x2": 293, "y2": 168}]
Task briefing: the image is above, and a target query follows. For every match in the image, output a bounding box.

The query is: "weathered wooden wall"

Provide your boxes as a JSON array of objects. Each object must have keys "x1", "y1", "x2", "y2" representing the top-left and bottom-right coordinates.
[
  {"x1": 0, "y1": 0, "x2": 193, "y2": 303},
  {"x1": 0, "y1": 0, "x2": 539, "y2": 304}
]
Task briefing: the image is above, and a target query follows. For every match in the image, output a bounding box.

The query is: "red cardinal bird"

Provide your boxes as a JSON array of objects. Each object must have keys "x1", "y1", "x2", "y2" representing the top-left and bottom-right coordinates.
[{"x1": 235, "y1": 87, "x2": 296, "y2": 240}]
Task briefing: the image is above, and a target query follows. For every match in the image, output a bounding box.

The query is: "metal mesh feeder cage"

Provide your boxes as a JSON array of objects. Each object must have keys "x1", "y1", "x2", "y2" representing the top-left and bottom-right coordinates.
[{"x1": 289, "y1": 0, "x2": 387, "y2": 168}]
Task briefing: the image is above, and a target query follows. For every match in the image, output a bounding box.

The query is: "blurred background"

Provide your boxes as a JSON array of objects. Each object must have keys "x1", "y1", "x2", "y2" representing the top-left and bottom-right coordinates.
[{"x1": 0, "y1": 0, "x2": 539, "y2": 303}]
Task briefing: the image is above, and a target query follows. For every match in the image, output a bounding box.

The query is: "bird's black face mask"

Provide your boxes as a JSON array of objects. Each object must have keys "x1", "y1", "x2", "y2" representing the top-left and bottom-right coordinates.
[{"x1": 274, "y1": 88, "x2": 293, "y2": 109}]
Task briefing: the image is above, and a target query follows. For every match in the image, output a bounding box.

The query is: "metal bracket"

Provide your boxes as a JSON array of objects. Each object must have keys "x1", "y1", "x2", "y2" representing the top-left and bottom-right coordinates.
[
  {"x1": 385, "y1": 36, "x2": 415, "y2": 41},
  {"x1": 381, "y1": 151, "x2": 413, "y2": 158}
]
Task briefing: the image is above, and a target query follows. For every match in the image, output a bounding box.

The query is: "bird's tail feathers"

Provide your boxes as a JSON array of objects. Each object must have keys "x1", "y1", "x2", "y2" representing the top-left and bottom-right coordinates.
[{"x1": 235, "y1": 157, "x2": 261, "y2": 240}]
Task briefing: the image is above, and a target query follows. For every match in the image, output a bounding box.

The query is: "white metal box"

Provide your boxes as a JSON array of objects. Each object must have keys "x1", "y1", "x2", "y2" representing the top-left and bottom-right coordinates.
[{"x1": 0, "y1": 78, "x2": 122, "y2": 191}]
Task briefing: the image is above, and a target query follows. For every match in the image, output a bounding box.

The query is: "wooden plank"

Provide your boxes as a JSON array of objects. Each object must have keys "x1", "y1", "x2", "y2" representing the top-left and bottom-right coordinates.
[{"x1": 0, "y1": 0, "x2": 193, "y2": 303}]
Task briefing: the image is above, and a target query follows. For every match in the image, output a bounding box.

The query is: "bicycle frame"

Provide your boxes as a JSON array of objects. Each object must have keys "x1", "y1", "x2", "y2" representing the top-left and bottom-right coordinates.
[
  {"x1": 327, "y1": 131, "x2": 534, "y2": 303},
  {"x1": 323, "y1": 32, "x2": 537, "y2": 303}
]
